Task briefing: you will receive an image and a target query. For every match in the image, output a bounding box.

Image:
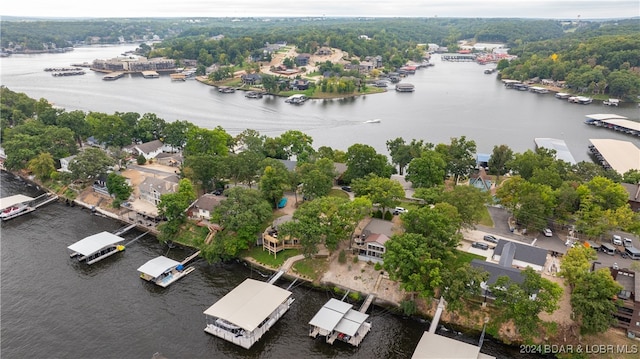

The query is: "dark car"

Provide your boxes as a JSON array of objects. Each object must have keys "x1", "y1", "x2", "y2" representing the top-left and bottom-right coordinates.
[
  {"x1": 472, "y1": 242, "x2": 489, "y2": 250},
  {"x1": 341, "y1": 186, "x2": 352, "y2": 192},
  {"x1": 483, "y1": 235, "x2": 498, "y2": 243}
]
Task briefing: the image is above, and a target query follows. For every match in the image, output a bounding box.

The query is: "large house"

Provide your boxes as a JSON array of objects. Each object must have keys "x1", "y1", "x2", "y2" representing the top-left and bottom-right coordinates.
[
  {"x1": 470, "y1": 259, "x2": 524, "y2": 301},
  {"x1": 138, "y1": 176, "x2": 178, "y2": 206},
  {"x1": 491, "y1": 239, "x2": 548, "y2": 272},
  {"x1": 295, "y1": 53, "x2": 312, "y2": 66},
  {"x1": 130, "y1": 139, "x2": 164, "y2": 160},
  {"x1": 355, "y1": 218, "x2": 394, "y2": 264},
  {"x1": 262, "y1": 214, "x2": 301, "y2": 257},
  {"x1": 621, "y1": 183, "x2": 640, "y2": 212},
  {"x1": 189, "y1": 194, "x2": 223, "y2": 221},
  {"x1": 609, "y1": 267, "x2": 640, "y2": 336}
]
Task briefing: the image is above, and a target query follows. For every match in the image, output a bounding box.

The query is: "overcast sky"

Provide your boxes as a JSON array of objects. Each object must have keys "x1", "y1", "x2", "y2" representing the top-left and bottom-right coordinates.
[{"x1": 1, "y1": 0, "x2": 638, "y2": 19}]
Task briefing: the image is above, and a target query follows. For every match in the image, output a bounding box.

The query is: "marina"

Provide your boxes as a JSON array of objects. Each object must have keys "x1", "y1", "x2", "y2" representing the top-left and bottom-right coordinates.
[
  {"x1": 203, "y1": 278, "x2": 295, "y2": 349},
  {"x1": 584, "y1": 113, "x2": 640, "y2": 137},
  {"x1": 588, "y1": 138, "x2": 640, "y2": 175},
  {"x1": 137, "y1": 251, "x2": 199, "y2": 287},
  {"x1": 67, "y1": 231, "x2": 126, "y2": 265}
]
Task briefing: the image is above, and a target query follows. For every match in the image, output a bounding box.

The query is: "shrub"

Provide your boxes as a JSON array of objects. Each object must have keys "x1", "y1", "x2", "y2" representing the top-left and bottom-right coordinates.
[
  {"x1": 401, "y1": 300, "x2": 417, "y2": 316},
  {"x1": 374, "y1": 262, "x2": 382, "y2": 271},
  {"x1": 338, "y1": 250, "x2": 347, "y2": 264},
  {"x1": 352, "y1": 256, "x2": 359, "y2": 263},
  {"x1": 383, "y1": 211, "x2": 393, "y2": 221},
  {"x1": 136, "y1": 154, "x2": 146, "y2": 165}
]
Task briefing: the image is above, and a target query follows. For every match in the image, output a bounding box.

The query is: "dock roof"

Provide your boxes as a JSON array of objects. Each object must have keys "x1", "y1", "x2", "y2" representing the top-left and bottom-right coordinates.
[
  {"x1": 585, "y1": 114, "x2": 628, "y2": 121},
  {"x1": 0, "y1": 194, "x2": 34, "y2": 210},
  {"x1": 309, "y1": 298, "x2": 352, "y2": 332},
  {"x1": 534, "y1": 138, "x2": 577, "y2": 164},
  {"x1": 412, "y1": 331, "x2": 495, "y2": 359},
  {"x1": 137, "y1": 256, "x2": 180, "y2": 278},
  {"x1": 67, "y1": 231, "x2": 125, "y2": 256},
  {"x1": 203, "y1": 278, "x2": 292, "y2": 332},
  {"x1": 601, "y1": 119, "x2": 640, "y2": 132},
  {"x1": 334, "y1": 309, "x2": 369, "y2": 336},
  {"x1": 589, "y1": 139, "x2": 640, "y2": 175}
]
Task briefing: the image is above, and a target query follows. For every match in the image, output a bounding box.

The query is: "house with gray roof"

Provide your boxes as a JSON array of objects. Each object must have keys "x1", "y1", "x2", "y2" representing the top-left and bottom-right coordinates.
[
  {"x1": 491, "y1": 239, "x2": 547, "y2": 272},
  {"x1": 189, "y1": 194, "x2": 224, "y2": 220},
  {"x1": 609, "y1": 267, "x2": 640, "y2": 336},
  {"x1": 139, "y1": 176, "x2": 177, "y2": 206},
  {"x1": 470, "y1": 259, "x2": 525, "y2": 300},
  {"x1": 621, "y1": 183, "x2": 640, "y2": 212},
  {"x1": 134, "y1": 139, "x2": 164, "y2": 160}
]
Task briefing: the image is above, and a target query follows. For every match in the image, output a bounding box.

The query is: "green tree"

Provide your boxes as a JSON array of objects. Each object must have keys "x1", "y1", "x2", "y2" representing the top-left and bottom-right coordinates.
[
  {"x1": 350, "y1": 174, "x2": 405, "y2": 214},
  {"x1": 183, "y1": 126, "x2": 232, "y2": 157},
  {"x1": 342, "y1": 143, "x2": 394, "y2": 184},
  {"x1": 56, "y1": 110, "x2": 90, "y2": 147},
  {"x1": 68, "y1": 148, "x2": 115, "y2": 184},
  {"x1": 575, "y1": 176, "x2": 635, "y2": 238},
  {"x1": 298, "y1": 160, "x2": 334, "y2": 201},
  {"x1": 278, "y1": 130, "x2": 315, "y2": 162},
  {"x1": 490, "y1": 267, "x2": 563, "y2": 340},
  {"x1": 27, "y1": 152, "x2": 55, "y2": 180},
  {"x1": 487, "y1": 144, "x2": 514, "y2": 183},
  {"x1": 442, "y1": 136, "x2": 477, "y2": 185},
  {"x1": 402, "y1": 203, "x2": 463, "y2": 248},
  {"x1": 162, "y1": 120, "x2": 194, "y2": 149},
  {"x1": 259, "y1": 161, "x2": 290, "y2": 208},
  {"x1": 157, "y1": 178, "x2": 196, "y2": 239},
  {"x1": 183, "y1": 155, "x2": 228, "y2": 194},
  {"x1": 571, "y1": 268, "x2": 623, "y2": 335},
  {"x1": 106, "y1": 172, "x2": 133, "y2": 207},
  {"x1": 439, "y1": 185, "x2": 491, "y2": 229},
  {"x1": 405, "y1": 150, "x2": 447, "y2": 188},
  {"x1": 441, "y1": 264, "x2": 488, "y2": 314},
  {"x1": 559, "y1": 245, "x2": 598, "y2": 289},
  {"x1": 86, "y1": 112, "x2": 132, "y2": 148}
]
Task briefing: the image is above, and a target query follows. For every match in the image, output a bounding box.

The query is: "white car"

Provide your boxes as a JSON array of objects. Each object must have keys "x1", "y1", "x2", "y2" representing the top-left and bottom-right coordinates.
[
  {"x1": 543, "y1": 228, "x2": 553, "y2": 237},
  {"x1": 612, "y1": 235, "x2": 623, "y2": 246},
  {"x1": 393, "y1": 207, "x2": 408, "y2": 215}
]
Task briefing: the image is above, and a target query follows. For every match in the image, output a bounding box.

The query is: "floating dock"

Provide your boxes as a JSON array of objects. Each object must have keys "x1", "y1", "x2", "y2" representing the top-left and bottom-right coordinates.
[
  {"x1": 68, "y1": 231, "x2": 125, "y2": 265},
  {"x1": 103, "y1": 72, "x2": 125, "y2": 81},
  {"x1": 203, "y1": 278, "x2": 294, "y2": 349},
  {"x1": 137, "y1": 256, "x2": 195, "y2": 287},
  {"x1": 0, "y1": 193, "x2": 58, "y2": 221},
  {"x1": 308, "y1": 298, "x2": 371, "y2": 347},
  {"x1": 534, "y1": 138, "x2": 577, "y2": 165},
  {"x1": 588, "y1": 139, "x2": 640, "y2": 175},
  {"x1": 584, "y1": 114, "x2": 639, "y2": 137},
  {"x1": 141, "y1": 71, "x2": 159, "y2": 78}
]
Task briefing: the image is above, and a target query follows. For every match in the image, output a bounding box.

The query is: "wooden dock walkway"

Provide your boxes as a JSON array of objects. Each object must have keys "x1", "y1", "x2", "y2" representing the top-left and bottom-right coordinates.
[
  {"x1": 181, "y1": 250, "x2": 201, "y2": 265},
  {"x1": 267, "y1": 254, "x2": 305, "y2": 284},
  {"x1": 359, "y1": 293, "x2": 376, "y2": 313}
]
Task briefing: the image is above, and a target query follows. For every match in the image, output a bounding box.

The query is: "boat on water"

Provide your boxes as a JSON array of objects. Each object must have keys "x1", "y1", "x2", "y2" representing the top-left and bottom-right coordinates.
[
  {"x1": 603, "y1": 98, "x2": 620, "y2": 106},
  {"x1": 218, "y1": 86, "x2": 236, "y2": 93},
  {"x1": 0, "y1": 194, "x2": 35, "y2": 221},
  {"x1": 285, "y1": 94, "x2": 308, "y2": 104},
  {"x1": 68, "y1": 231, "x2": 126, "y2": 265},
  {"x1": 395, "y1": 83, "x2": 415, "y2": 92},
  {"x1": 137, "y1": 255, "x2": 195, "y2": 288},
  {"x1": 555, "y1": 92, "x2": 572, "y2": 99},
  {"x1": 568, "y1": 96, "x2": 593, "y2": 105},
  {"x1": 364, "y1": 119, "x2": 381, "y2": 124},
  {"x1": 245, "y1": 91, "x2": 264, "y2": 99}
]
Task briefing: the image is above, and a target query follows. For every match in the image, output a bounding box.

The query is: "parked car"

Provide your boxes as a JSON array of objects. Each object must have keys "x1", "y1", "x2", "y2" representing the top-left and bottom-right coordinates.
[
  {"x1": 471, "y1": 242, "x2": 489, "y2": 250},
  {"x1": 543, "y1": 228, "x2": 553, "y2": 237},
  {"x1": 612, "y1": 235, "x2": 623, "y2": 246},
  {"x1": 341, "y1": 185, "x2": 352, "y2": 192},
  {"x1": 623, "y1": 238, "x2": 633, "y2": 248},
  {"x1": 483, "y1": 235, "x2": 498, "y2": 243},
  {"x1": 393, "y1": 207, "x2": 408, "y2": 215}
]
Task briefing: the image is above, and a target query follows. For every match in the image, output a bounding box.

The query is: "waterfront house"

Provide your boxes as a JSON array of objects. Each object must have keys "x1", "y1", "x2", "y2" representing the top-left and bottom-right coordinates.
[
  {"x1": 357, "y1": 233, "x2": 390, "y2": 264},
  {"x1": 59, "y1": 155, "x2": 77, "y2": 173},
  {"x1": 316, "y1": 47, "x2": 333, "y2": 56},
  {"x1": 139, "y1": 176, "x2": 177, "y2": 206},
  {"x1": 491, "y1": 240, "x2": 547, "y2": 272},
  {"x1": 609, "y1": 267, "x2": 640, "y2": 337},
  {"x1": 470, "y1": 259, "x2": 524, "y2": 301},
  {"x1": 262, "y1": 214, "x2": 301, "y2": 257},
  {"x1": 189, "y1": 194, "x2": 223, "y2": 221},
  {"x1": 132, "y1": 140, "x2": 164, "y2": 160},
  {"x1": 241, "y1": 73, "x2": 262, "y2": 86},
  {"x1": 292, "y1": 79, "x2": 310, "y2": 90}
]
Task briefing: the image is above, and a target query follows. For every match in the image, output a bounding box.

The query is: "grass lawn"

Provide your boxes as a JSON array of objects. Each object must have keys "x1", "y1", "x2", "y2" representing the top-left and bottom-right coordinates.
[
  {"x1": 328, "y1": 189, "x2": 350, "y2": 199},
  {"x1": 453, "y1": 250, "x2": 487, "y2": 266},
  {"x1": 478, "y1": 206, "x2": 494, "y2": 227},
  {"x1": 173, "y1": 222, "x2": 210, "y2": 247},
  {"x1": 243, "y1": 247, "x2": 301, "y2": 269},
  {"x1": 292, "y1": 257, "x2": 329, "y2": 281}
]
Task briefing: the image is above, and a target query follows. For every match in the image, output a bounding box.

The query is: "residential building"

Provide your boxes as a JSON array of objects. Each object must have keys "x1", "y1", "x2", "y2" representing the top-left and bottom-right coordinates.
[
  {"x1": 262, "y1": 214, "x2": 301, "y2": 257},
  {"x1": 295, "y1": 53, "x2": 312, "y2": 66},
  {"x1": 59, "y1": 155, "x2": 77, "y2": 172},
  {"x1": 470, "y1": 259, "x2": 524, "y2": 301},
  {"x1": 132, "y1": 139, "x2": 164, "y2": 160},
  {"x1": 138, "y1": 176, "x2": 177, "y2": 206},
  {"x1": 241, "y1": 73, "x2": 262, "y2": 85},
  {"x1": 492, "y1": 239, "x2": 548, "y2": 272},
  {"x1": 357, "y1": 233, "x2": 390, "y2": 264},
  {"x1": 610, "y1": 268, "x2": 640, "y2": 336},
  {"x1": 621, "y1": 183, "x2": 640, "y2": 212},
  {"x1": 189, "y1": 194, "x2": 223, "y2": 220}
]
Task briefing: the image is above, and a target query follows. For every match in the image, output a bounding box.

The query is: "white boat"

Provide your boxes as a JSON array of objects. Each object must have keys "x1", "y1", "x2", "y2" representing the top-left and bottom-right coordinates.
[
  {"x1": 137, "y1": 256, "x2": 195, "y2": 288},
  {"x1": 603, "y1": 98, "x2": 620, "y2": 106},
  {"x1": 0, "y1": 194, "x2": 35, "y2": 221},
  {"x1": 364, "y1": 119, "x2": 381, "y2": 124},
  {"x1": 285, "y1": 94, "x2": 308, "y2": 104},
  {"x1": 568, "y1": 96, "x2": 592, "y2": 104},
  {"x1": 245, "y1": 91, "x2": 264, "y2": 99},
  {"x1": 555, "y1": 92, "x2": 571, "y2": 99}
]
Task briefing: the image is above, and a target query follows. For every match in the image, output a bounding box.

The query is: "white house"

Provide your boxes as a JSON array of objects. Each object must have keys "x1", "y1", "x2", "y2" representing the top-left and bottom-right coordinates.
[
  {"x1": 138, "y1": 176, "x2": 177, "y2": 206},
  {"x1": 59, "y1": 155, "x2": 77, "y2": 172},
  {"x1": 190, "y1": 194, "x2": 223, "y2": 220}
]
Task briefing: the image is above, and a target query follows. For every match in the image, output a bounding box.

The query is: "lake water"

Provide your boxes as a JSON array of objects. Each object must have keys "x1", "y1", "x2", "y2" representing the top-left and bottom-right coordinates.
[
  {"x1": 0, "y1": 43, "x2": 633, "y2": 358},
  {"x1": 1, "y1": 44, "x2": 638, "y2": 162}
]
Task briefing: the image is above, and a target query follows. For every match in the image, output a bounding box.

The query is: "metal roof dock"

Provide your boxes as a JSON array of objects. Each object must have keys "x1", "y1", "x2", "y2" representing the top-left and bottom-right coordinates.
[
  {"x1": 203, "y1": 278, "x2": 294, "y2": 349},
  {"x1": 67, "y1": 231, "x2": 125, "y2": 265},
  {"x1": 309, "y1": 298, "x2": 371, "y2": 347},
  {"x1": 137, "y1": 254, "x2": 197, "y2": 287},
  {"x1": 589, "y1": 139, "x2": 640, "y2": 175},
  {"x1": 0, "y1": 194, "x2": 34, "y2": 209},
  {"x1": 534, "y1": 138, "x2": 577, "y2": 164},
  {"x1": 584, "y1": 114, "x2": 639, "y2": 137}
]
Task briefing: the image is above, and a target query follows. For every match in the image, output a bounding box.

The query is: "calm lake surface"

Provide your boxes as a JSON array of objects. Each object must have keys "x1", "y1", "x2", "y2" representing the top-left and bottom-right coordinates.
[
  {"x1": 1, "y1": 44, "x2": 638, "y2": 162},
  {"x1": 0, "y1": 44, "x2": 634, "y2": 358}
]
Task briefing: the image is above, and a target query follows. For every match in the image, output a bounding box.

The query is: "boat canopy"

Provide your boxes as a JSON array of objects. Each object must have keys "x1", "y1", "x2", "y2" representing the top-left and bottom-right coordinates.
[
  {"x1": 68, "y1": 231, "x2": 124, "y2": 256},
  {"x1": 203, "y1": 278, "x2": 292, "y2": 332},
  {"x1": 335, "y1": 309, "x2": 369, "y2": 336},
  {"x1": 0, "y1": 195, "x2": 34, "y2": 210},
  {"x1": 585, "y1": 114, "x2": 628, "y2": 121},
  {"x1": 309, "y1": 298, "x2": 353, "y2": 332},
  {"x1": 137, "y1": 256, "x2": 181, "y2": 278}
]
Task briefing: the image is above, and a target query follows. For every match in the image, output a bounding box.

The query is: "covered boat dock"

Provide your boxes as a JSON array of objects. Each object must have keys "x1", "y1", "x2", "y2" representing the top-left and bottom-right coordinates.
[
  {"x1": 0, "y1": 194, "x2": 35, "y2": 220},
  {"x1": 584, "y1": 114, "x2": 639, "y2": 137},
  {"x1": 588, "y1": 139, "x2": 640, "y2": 175},
  {"x1": 68, "y1": 231, "x2": 125, "y2": 265},
  {"x1": 203, "y1": 278, "x2": 294, "y2": 349},
  {"x1": 308, "y1": 298, "x2": 371, "y2": 347},
  {"x1": 137, "y1": 255, "x2": 195, "y2": 288},
  {"x1": 534, "y1": 138, "x2": 577, "y2": 165}
]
